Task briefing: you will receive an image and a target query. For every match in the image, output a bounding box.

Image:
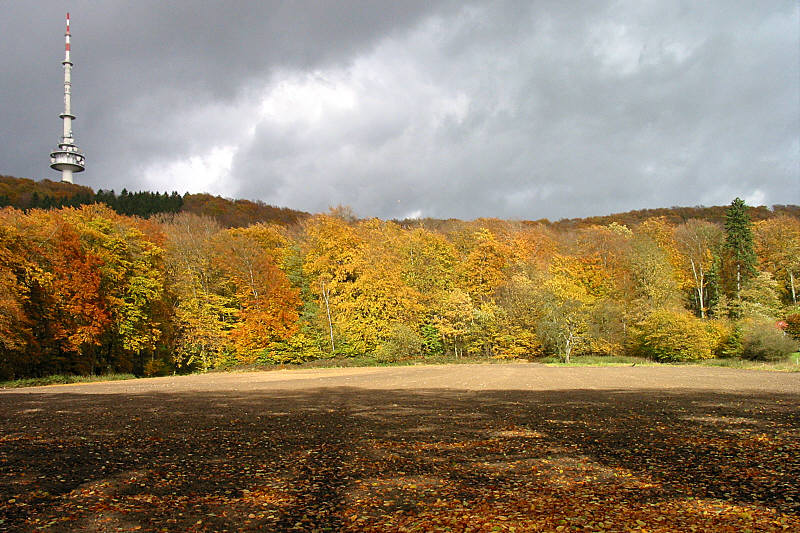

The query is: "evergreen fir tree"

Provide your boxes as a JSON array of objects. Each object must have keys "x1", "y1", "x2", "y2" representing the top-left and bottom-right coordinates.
[{"x1": 724, "y1": 197, "x2": 757, "y2": 299}]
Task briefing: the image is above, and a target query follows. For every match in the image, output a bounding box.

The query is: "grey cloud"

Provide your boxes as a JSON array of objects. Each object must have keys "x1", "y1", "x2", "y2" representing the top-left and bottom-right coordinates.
[
  {"x1": 2, "y1": 1, "x2": 451, "y2": 189},
  {"x1": 1, "y1": 0, "x2": 796, "y2": 220}
]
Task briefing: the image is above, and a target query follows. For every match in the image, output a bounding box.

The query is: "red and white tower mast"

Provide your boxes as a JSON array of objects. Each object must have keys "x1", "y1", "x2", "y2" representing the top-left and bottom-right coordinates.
[{"x1": 50, "y1": 12, "x2": 85, "y2": 183}]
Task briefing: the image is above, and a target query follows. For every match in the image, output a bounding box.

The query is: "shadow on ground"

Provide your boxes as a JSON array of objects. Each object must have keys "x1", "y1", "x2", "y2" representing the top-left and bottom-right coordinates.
[{"x1": 1, "y1": 387, "x2": 798, "y2": 531}]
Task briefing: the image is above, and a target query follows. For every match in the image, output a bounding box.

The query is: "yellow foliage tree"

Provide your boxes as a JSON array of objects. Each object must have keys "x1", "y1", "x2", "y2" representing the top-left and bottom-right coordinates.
[
  {"x1": 302, "y1": 216, "x2": 423, "y2": 352},
  {"x1": 674, "y1": 220, "x2": 723, "y2": 318},
  {"x1": 401, "y1": 228, "x2": 458, "y2": 304},
  {"x1": 534, "y1": 259, "x2": 596, "y2": 363},
  {"x1": 458, "y1": 228, "x2": 510, "y2": 303},
  {"x1": 432, "y1": 288, "x2": 474, "y2": 358},
  {"x1": 754, "y1": 215, "x2": 800, "y2": 306},
  {"x1": 163, "y1": 213, "x2": 235, "y2": 370}
]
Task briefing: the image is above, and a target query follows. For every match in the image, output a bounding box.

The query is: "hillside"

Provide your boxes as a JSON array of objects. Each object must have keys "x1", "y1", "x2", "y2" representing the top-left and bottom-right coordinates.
[
  {"x1": 180, "y1": 193, "x2": 309, "y2": 227},
  {"x1": 1, "y1": 174, "x2": 798, "y2": 229},
  {"x1": 0, "y1": 175, "x2": 95, "y2": 207},
  {"x1": 0, "y1": 175, "x2": 309, "y2": 227},
  {"x1": 549, "y1": 204, "x2": 800, "y2": 230}
]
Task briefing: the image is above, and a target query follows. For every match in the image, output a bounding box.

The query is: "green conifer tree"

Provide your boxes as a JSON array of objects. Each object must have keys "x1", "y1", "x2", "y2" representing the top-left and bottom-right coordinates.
[{"x1": 724, "y1": 197, "x2": 757, "y2": 299}]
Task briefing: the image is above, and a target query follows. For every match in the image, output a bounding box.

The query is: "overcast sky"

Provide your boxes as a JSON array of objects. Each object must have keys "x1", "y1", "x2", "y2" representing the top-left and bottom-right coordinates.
[{"x1": 1, "y1": 1, "x2": 797, "y2": 220}]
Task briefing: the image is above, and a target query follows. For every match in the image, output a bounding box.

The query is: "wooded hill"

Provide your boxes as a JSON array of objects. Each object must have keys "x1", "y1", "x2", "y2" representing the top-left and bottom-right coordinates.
[
  {"x1": 2, "y1": 173, "x2": 797, "y2": 230},
  {"x1": 2, "y1": 175, "x2": 799, "y2": 380},
  {"x1": 0, "y1": 175, "x2": 308, "y2": 227}
]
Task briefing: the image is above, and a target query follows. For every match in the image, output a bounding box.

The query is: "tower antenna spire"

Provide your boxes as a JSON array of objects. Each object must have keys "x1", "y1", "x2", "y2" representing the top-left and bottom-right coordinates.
[{"x1": 50, "y1": 12, "x2": 85, "y2": 183}]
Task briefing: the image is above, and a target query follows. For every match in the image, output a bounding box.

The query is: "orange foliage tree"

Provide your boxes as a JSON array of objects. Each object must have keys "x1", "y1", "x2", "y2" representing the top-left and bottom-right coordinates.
[{"x1": 215, "y1": 227, "x2": 300, "y2": 363}]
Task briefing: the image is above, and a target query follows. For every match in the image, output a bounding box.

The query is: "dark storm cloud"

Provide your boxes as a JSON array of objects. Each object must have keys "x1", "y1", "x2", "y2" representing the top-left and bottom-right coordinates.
[
  {"x1": 1, "y1": 0, "x2": 449, "y2": 191},
  {"x1": 1, "y1": 1, "x2": 797, "y2": 220}
]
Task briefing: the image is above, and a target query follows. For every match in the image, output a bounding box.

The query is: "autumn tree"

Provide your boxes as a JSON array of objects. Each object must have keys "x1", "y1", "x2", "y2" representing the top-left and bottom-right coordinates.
[
  {"x1": 62, "y1": 205, "x2": 167, "y2": 373},
  {"x1": 301, "y1": 214, "x2": 363, "y2": 353},
  {"x1": 0, "y1": 209, "x2": 113, "y2": 374},
  {"x1": 162, "y1": 213, "x2": 235, "y2": 370},
  {"x1": 458, "y1": 228, "x2": 510, "y2": 303},
  {"x1": 635, "y1": 308, "x2": 715, "y2": 362},
  {"x1": 739, "y1": 272, "x2": 783, "y2": 320},
  {"x1": 754, "y1": 215, "x2": 800, "y2": 305},
  {"x1": 345, "y1": 219, "x2": 424, "y2": 350},
  {"x1": 302, "y1": 216, "x2": 423, "y2": 353},
  {"x1": 432, "y1": 289, "x2": 474, "y2": 358},
  {"x1": 401, "y1": 228, "x2": 457, "y2": 304},
  {"x1": 0, "y1": 219, "x2": 33, "y2": 378},
  {"x1": 0, "y1": 205, "x2": 164, "y2": 377},
  {"x1": 214, "y1": 226, "x2": 300, "y2": 363},
  {"x1": 533, "y1": 256, "x2": 603, "y2": 363},
  {"x1": 674, "y1": 220, "x2": 723, "y2": 318},
  {"x1": 43, "y1": 219, "x2": 110, "y2": 370},
  {"x1": 534, "y1": 284, "x2": 588, "y2": 363},
  {"x1": 509, "y1": 225, "x2": 559, "y2": 275},
  {"x1": 574, "y1": 223, "x2": 633, "y2": 277},
  {"x1": 627, "y1": 232, "x2": 682, "y2": 310},
  {"x1": 495, "y1": 275, "x2": 544, "y2": 358}
]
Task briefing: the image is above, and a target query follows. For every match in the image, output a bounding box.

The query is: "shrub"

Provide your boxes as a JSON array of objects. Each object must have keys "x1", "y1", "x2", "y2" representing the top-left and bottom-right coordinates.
[
  {"x1": 717, "y1": 322, "x2": 744, "y2": 358},
  {"x1": 375, "y1": 325, "x2": 424, "y2": 363},
  {"x1": 705, "y1": 319, "x2": 733, "y2": 358},
  {"x1": 740, "y1": 272, "x2": 783, "y2": 319},
  {"x1": 259, "y1": 333, "x2": 326, "y2": 365},
  {"x1": 143, "y1": 358, "x2": 169, "y2": 377},
  {"x1": 636, "y1": 308, "x2": 715, "y2": 362},
  {"x1": 741, "y1": 319, "x2": 799, "y2": 361},
  {"x1": 419, "y1": 322, "x2": 444, "y2": 356},
  {"x1": 492, "y1": 327, "x2": 542, "y2": 359}
]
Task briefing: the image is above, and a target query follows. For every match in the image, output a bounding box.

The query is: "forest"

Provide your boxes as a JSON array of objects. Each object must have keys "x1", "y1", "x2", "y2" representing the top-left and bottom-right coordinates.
[{"x1": 1, "y1": 191, "x2": 799, "y2": 380}]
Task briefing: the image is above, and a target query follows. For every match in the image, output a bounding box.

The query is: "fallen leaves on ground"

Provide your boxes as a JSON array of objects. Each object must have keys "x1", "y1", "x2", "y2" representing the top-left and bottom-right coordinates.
[{"x1": 0, "y1": 386, "x2": 798, "y2": 532}]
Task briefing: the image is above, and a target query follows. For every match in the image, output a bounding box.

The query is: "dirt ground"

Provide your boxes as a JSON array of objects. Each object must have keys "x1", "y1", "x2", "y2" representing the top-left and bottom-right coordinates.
[{"x1": 1, "y1": 365, "x2": 798, "y2": 532}]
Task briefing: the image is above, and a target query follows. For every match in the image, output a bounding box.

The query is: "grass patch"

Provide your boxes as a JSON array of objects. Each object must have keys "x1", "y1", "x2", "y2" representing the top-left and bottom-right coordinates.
[
  {"x1": 534, "y1": 354, "x2": 800, "y2": 371},
  {"x1": 538, "y1": 355, "x2": 656, "y2": 367},
  {"x1": 221, "y1": 352, "x2": 800, "y2": 373},
  {"x1": 0, "y1": 373, "x2": 137, "y2": 389},
  {"x1": 220, "y1": 354, "x2": 526, "y2": 373},
  {"x1": 697, "y1": 354, "x2": 800, "y2": 372},
  {"x1": 297, "y1": 353, "x2": 523, "y2": 369}
]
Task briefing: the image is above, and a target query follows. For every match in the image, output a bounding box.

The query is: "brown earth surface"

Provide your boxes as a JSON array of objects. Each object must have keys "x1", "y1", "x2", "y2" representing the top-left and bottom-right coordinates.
[{"x1": 1, "y1": 364, "x2": 798, "y2": 532}]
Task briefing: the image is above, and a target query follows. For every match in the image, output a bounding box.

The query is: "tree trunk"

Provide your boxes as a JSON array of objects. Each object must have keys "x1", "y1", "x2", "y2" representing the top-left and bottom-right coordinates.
[
  {"x1": 698, "y1": 273, "x2": 705, "y2": 319},
  {"x1": 790, "y1": 270, "x2": 797, "y2": 306},
  {"x1": 736, "y1": 263, "x2": 742, "y2": 299},
  {"x1": 563, "y1": 332, "x2": 573, "y2": 364},
  {"x1": 321, "y1": 281, "x2": 335, "y2": 354},
  {"x1": 689, "y1": 258, "x2": 706, "y2": 318}
]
